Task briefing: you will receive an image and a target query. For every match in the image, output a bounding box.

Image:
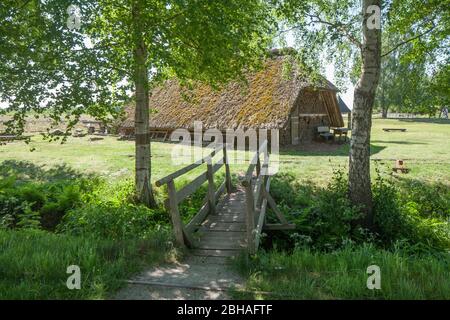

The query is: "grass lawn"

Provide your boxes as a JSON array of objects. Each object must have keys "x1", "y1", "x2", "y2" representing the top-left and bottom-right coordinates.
[
  {"x1": 0, "y1": 229, "x2": 175, "y2": 299},
  {"x1": 0, "y1": 117, "x2": 449, "y2": 299},
  {"x1": 232, "y1": 245, "x2": 450, "y2": 299},
  {"x1": 1, "y1": 118, "x2": 449, "y2": 186}
]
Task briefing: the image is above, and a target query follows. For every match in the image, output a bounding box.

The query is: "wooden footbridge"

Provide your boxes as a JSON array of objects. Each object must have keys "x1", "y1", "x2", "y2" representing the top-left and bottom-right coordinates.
[{"x1": 156, "y1": 141, "x2": 295, "y2": 257}]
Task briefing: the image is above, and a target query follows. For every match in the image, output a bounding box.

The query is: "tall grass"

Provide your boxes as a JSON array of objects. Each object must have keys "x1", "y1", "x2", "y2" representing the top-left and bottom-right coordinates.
[
  {"x1": 233, "y1": 244, "x2": 450, "y2": 300},
  {"x1": 0, "y1": 229, "x2": 174, "y2": 299}
]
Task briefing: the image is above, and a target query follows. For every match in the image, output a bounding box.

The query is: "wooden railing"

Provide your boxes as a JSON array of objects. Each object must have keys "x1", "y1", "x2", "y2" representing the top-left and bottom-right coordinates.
[
  {"x1": 155, "y1": 144, "x2": 232, "y2": 248},
  {"x1": 241, "y1": 140, "x2": 295, "y2": 254}
]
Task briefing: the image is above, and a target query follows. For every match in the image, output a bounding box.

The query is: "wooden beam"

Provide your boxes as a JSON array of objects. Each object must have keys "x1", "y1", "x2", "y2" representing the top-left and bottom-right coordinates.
[
  {"x1": 215, "y1": 180, "x2": 226, "y2": 201},
  {"x1": 212, "y1": 162, "x2": 223, "y2": 174},
  {"x1": 245, "y1": 183, "x2": 256, "y2": 254},
  {"x1": 155, "y1": 146, "x2": 220, "y2": 186},
  {"x1": 166, "y1": 180, "x2": 185, "y2": 247},
  {"x1": 264, "y1": 190, "x2": 289, "y2": 225},
  {"x1": 253, "y1": 174, "x2": 264, "y2": 209},
  {"x1": 176, "y1": 172, "x2": 208, "y2": 204},
  {"x1": 263, "y1": 223, "x2": 296, "y2": 231},
  {"x1": 156, "y1": 162, "x2": 203, "y2": 187},
  {"x1": 254, "y1": 198, "x2": 267, "y2": 251},
  {"x1": 242, "y1": 140, "x2": 267, "y2": 187},
  {"x1": 223, "y1": 145, "x2": 232, "y2": 194},
  {"x1": 206, "y1": 161, "x2": 216, "y2": 215},
  {"x1": 291, "y1": 116, "x2": 299, "y2": 145},
  {"x1": 185, "y1": 201, "x2": 210, "y2": 234}
]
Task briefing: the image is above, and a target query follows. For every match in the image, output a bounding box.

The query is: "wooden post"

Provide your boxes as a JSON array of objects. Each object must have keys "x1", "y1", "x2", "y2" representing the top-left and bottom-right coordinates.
[
  {"x1": 223, "y1": 145, "x2": 232, "y2": 194},
  {"x1": 245, "y1": 182, "x2": 255, "y2": 254},
  {"x1": 166, "y1": 180, "x2": 185, "y2": 247},
  {"x1": 347, "y1": 112, "x2": 352, "y2": 129},
  {"x1": 206, "y1": 159, "x2": 216, "y2": 215},
  {"x1": 256, "y1": 154, "x2": 261, "y2": 177}
]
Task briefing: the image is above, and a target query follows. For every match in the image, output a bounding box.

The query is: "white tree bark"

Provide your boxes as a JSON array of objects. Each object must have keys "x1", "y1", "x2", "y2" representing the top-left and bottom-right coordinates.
[
  {"x1": 133, "y1": 1, "x2": 156, "y2": 207},
  {"x1": 349, "y1": 0, "x2": 381, "y2": 228}
]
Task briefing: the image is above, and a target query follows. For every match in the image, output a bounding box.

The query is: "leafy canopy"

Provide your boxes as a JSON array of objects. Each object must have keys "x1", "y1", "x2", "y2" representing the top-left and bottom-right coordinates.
[{"x1": 0, "y1": 0, "x2": 274, "y2": 136}]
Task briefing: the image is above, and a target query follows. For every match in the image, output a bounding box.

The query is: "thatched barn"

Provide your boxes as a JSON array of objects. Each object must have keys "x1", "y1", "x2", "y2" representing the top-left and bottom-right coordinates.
[
  {"x1": 120, "y1": 53, "x2": 344, "y2": 146},
  {"x1": 338, "y1": 96, "x2": 351, "y2": 114},
  {"x1": 337, "y1": 95, "x2": 352, "y2": 129}
]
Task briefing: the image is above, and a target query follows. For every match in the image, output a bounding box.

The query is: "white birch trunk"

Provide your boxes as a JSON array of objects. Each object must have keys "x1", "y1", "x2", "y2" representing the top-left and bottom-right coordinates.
[{"x1": 349, "y1": 0, "x2": 381, "y2": 228}]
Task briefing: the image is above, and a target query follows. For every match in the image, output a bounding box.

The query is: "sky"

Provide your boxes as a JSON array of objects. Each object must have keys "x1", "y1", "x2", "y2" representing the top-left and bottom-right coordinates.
[
  {"x1": 1, "y1": 30, "x2": 356, "y2": 111},
  {"x1": 285, "y1": 32, "x2": 355, "y2": 110}
]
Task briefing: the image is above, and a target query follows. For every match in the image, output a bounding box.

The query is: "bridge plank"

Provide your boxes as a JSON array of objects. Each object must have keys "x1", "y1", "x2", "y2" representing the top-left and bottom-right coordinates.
[
  {"x1": 200, "y1": 222, "x2": 246, "y2": 232},
  {"x1": 196, "y1": 242, "x2": 246, "y2": 250},
  {"x1": 191, "y1": 249, "x2": 241, "y2": 258}
]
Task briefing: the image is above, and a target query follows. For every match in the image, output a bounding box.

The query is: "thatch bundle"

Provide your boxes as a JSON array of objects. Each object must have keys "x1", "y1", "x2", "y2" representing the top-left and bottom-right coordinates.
[{"x1": 121, "y1": 54, "x2": 344, "y2": 144}]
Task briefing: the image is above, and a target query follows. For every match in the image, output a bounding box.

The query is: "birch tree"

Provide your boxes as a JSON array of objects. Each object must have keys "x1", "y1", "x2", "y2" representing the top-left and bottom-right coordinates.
[
  {"x1": 0, "y1": 0, "x2": 273, "y2": 207},
  {"x1": 275, "y1": 0, "x2": 448, "y2": 228}
]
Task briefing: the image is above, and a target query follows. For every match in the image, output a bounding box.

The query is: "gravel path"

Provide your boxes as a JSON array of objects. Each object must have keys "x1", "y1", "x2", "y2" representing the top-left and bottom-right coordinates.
[{"x1": 114, "y1": 256, "x2": 244, "y2": 300}]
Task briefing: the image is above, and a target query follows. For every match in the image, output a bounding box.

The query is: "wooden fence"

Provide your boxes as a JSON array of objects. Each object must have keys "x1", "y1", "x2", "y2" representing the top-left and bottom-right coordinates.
[
  {"x1": 241, "y1": 140, "x2": 295, "y2": 254},
  {"x1": 155, "y1": 144, "x2": 232, "y2": 248}
]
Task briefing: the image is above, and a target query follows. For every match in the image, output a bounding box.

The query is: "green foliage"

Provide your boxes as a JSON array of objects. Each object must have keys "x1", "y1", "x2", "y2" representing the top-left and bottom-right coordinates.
[
  {"x1": 268, "y1": 171, "x2": 363, "y2": 251},
  {"x1": 0, "y1": 228, "x2": 172, "y2": 299},
  {"x1": 0, "y1": 175, "x2": 95, "y2": 230},
  {"x1": 233, "y1": 243, "x2": 450, "y2": 299},
  {"x1": 267, "y1": 169, "x2": 450, "y2": 253},
  {"x1": 0, "y1": 0, "x2": 274, "y2": 136},
  {"x1": 60, "y1": 203, "x2": 169, "y2": 240},
  {"x1": 373, "y1": 172, "x2": 450, "y2": 252},
  {"x1": 16, "y1": 203, "x2": 41, "y2": 230}
]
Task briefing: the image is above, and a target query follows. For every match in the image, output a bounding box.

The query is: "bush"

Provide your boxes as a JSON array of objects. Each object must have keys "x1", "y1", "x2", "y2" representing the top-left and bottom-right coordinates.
[
  {"x1": 268, "y1": 170, "x2": 363, "y2": 251},
  {"x1": 267, "y1": 169, "x2": 450, "y2": 253},
  {"x1": 0, "y1": 175, "x2": 96, "y2": 230},
  {"x1": 60, "y1": 203, "x2": 169, "y2": 240},
  {"x1": 373, "y1": 173, "x2": 450, "y2": 252},
  {"x1": 233, "y1": 243, "x2": 450, "y2": 299}
]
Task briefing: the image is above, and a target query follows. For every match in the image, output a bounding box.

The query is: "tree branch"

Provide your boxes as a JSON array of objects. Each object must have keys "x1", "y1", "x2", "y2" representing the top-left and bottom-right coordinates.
[
  {"x1": 381, "y1": 23, "x2": 437, "y2": 57},
  {"x1": 307, "y1": 14, "x2": 362, "y2": 49}
]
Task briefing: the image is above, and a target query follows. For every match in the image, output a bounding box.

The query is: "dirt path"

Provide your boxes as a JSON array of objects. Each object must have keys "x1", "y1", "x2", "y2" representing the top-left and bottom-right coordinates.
[{"x1": 114, "y1": 256, "x2": 244, "y2": 300}]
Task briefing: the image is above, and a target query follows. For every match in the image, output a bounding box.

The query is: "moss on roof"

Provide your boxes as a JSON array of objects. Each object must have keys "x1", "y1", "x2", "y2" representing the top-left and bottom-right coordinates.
[{"x1": 123, "y1": 56, "x2": 338, "y2": 130}]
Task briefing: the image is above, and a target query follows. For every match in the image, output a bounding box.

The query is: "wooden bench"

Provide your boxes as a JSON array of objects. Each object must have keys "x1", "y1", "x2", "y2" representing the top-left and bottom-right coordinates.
[
  {"x1": 382, "y1": 128, "x2": 407, "y2": 132},
  {"x1": 317, "y1": 126, "x2": 334, "y2": 141},
  {"x1": 0, "y1": 135, "x2": 18, "y2": 142},
  {"x1": 332, "y1": 127, "x2": 349, "y2": 142}
]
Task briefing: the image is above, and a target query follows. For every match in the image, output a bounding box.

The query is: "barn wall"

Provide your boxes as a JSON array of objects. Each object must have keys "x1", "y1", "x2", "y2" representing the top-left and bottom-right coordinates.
[
  {"x1": 320, "y1": 91, "x2": 345, "y2": 127},
  {"x1": 286, "y1": 89, "x2": 333, "y2": 145}
]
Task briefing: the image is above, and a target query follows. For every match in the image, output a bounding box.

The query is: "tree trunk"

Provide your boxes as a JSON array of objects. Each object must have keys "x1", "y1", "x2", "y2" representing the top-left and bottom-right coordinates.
[
  {"x1": 132, "y1": 1, "x2": 156, "y2": 207},
  {"x1": 349, "y1": 0, "x2": 381, "y2": 229}
]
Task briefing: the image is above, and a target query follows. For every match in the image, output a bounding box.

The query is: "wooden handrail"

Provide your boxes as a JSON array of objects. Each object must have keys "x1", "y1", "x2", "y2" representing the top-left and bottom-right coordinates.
[
  {"x1": 242, "y1": 140, "x2": 268, "y2": 187},
  {"x1": 242, "y1": 140, "x2": 294, "y2": 254},
  {"x1": 156, "y1": 144, "x2": 232, "y2": 248},
  {"x1": 155, "y1": 145, "x2": 222, "y2": 187}
]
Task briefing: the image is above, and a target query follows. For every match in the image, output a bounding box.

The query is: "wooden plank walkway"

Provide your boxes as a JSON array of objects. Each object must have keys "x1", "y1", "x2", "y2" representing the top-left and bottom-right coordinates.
[{"x1": 191, "y1": 189, "x2": 248, "y2": 258}]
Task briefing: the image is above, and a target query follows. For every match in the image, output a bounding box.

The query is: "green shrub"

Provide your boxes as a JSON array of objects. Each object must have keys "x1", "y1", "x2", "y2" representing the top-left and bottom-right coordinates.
[
  {"x1": 401, "y1": 180, "x2": 450, "y2": 219},
  {"x1": 268, "y1": 170, "x2": 363, "y2": 251},
  {"x1": 60, "y1": 203, "x2": 169, "y2": 240},
  {"x1": 373, "y1": 172, "x2": 450, "y2": 252},
  {"x1": 267, "y1": 169, "x2": 450, "y2": 253},
  {"x1": 0, "y1": 175, "x2": 95, "y2": 231},
  {"x1": 373, "y1": 173, "x2": 408, "y2": 244}
]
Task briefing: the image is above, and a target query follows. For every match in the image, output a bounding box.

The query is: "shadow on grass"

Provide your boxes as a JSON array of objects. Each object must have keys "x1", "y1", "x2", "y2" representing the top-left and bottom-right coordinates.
[
  {"x1": 280, "y1": 143, "x2": 385, "y2": 157},
  {"x1": 0, "y1": 159, "x2": 95, "y2": 183},
  {"x1": 371, "y1": 140, "x2": 428, "y2": 145},
  {"x1": 396, "y1": 118, "x2": 450, "y2": 125}
]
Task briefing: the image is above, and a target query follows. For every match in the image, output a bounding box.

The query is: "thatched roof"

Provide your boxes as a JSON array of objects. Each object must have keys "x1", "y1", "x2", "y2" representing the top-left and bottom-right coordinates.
[{"x1": 122, "y1": 55, "x2": 339, "y2": 130}]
